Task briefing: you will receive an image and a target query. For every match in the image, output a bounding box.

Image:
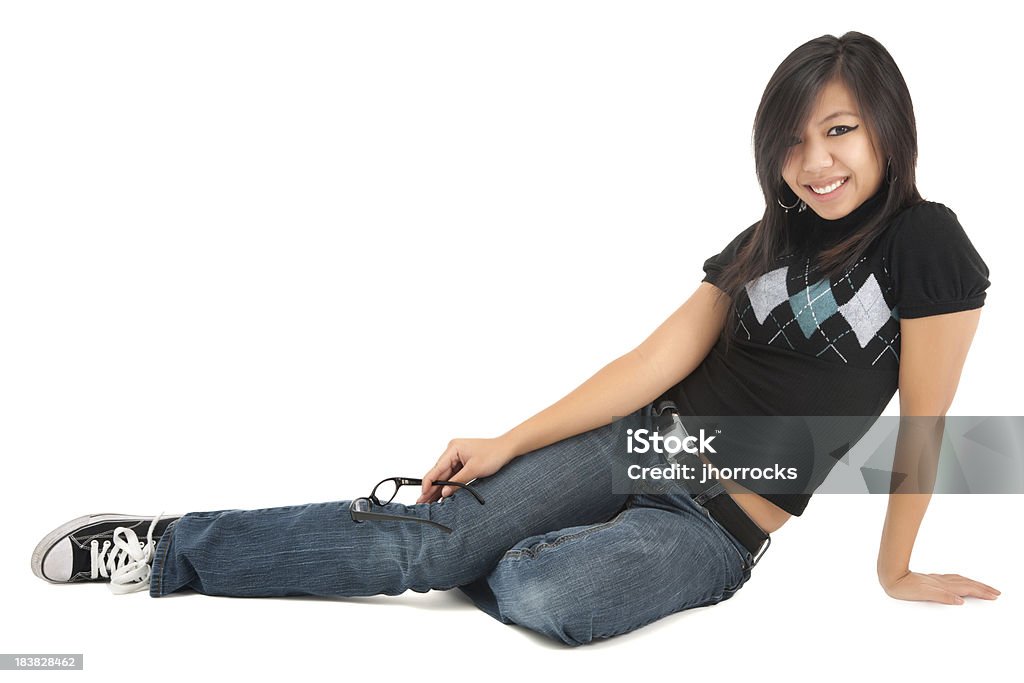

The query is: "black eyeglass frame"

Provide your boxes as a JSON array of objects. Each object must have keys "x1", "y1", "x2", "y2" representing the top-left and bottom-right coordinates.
[{"x1": 349, "y1": 477, "x2": 485, "y2": 534}]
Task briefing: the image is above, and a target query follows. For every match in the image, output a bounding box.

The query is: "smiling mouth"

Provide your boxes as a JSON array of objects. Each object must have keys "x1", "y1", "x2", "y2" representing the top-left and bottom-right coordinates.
[{"x1": 805, "y1": 177, "x2": 849, "y2": 195}]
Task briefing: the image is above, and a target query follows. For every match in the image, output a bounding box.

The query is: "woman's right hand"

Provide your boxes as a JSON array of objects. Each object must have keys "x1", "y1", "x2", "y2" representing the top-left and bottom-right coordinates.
[{"x1": 416, "y1": 436, "x2": 518, "y2": 504}]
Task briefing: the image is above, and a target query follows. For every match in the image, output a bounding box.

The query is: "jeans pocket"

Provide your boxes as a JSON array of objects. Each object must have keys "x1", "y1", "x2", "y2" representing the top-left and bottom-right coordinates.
[{"x1": 695, "y1": 503, "x2": 749, "y2": 586}]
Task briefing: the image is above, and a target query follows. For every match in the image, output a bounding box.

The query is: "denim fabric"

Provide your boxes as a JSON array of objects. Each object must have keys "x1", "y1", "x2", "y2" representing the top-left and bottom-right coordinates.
[{"x1": 149, "y1": 402, "x2": 758, "y2": 646}]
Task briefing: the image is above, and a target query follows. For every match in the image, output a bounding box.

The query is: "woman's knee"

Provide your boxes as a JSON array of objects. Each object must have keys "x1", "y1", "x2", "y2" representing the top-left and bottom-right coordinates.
[
  {"x1": 495, "y1": 571, "x2": 597, "y2": 646},
  {"x1": 481, "y1": 508, "x2": 716, "y2": 646}
]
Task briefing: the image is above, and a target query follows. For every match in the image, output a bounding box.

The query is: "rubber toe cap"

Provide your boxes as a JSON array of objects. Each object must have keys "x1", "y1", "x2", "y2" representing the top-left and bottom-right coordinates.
[{"x1": 42, "y1": 538, "x2": 73, "y2": 582}]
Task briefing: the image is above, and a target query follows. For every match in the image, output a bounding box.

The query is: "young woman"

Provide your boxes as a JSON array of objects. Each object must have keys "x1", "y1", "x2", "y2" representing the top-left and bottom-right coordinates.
[{"x1": 31, "y1": 31, "x2": 1000, "y2": 646}]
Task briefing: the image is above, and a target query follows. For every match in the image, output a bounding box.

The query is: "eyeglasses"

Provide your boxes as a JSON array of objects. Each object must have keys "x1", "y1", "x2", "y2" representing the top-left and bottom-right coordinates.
[{"x1": 349, "y1": 476, "x2": 485, "y2": 534}]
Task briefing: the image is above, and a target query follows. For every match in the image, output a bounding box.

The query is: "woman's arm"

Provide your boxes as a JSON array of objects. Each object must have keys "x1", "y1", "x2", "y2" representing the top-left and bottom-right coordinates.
[
  {"x1": 418, "y1": 282, "x2": 730, "y2": 501},
  {"x1": 499, "y1": 282, "x2": 730, "y2": 458},
  {"x1": 876, "y1": 308, "x2": 1000, "y2": 603}
]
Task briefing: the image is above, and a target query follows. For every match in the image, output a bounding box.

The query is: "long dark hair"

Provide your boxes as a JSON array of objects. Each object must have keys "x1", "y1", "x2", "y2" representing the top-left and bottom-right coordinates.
[{"x1": 712, "y1": 31, "x2": 924, "y2": 354}]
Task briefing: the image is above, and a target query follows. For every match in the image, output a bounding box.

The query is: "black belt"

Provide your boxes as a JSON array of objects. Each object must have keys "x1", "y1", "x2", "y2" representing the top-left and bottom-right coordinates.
[{"x1": 650, "y1": 403, "x2": 771, "y2": 569}]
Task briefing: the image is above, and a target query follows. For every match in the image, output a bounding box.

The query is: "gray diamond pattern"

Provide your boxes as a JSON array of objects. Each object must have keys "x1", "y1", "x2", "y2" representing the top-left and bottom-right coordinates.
[{"x1": 737, "y1": 255, "x2": 899, "y2": 367}]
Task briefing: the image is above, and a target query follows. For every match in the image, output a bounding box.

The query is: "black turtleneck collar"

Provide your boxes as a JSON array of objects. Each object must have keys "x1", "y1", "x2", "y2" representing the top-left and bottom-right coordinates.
[{"x1": 791, "y1": 180, "x2": 889, "y2": 253}]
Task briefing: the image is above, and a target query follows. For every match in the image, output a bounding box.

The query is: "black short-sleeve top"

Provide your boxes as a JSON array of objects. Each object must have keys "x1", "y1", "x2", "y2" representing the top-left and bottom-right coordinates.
[{"x1": 655, "y1": 187, "x2": 991, "y2": 517}]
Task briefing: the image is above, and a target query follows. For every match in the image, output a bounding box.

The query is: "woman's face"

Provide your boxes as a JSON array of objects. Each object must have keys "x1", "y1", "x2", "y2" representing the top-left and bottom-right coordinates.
[{"x1": 781, "y1": 78, "x2": 886, "y2": 220}]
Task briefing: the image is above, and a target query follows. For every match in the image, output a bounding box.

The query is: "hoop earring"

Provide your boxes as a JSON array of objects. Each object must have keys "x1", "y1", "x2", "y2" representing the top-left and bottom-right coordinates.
[
  {"x1": 885, "y1": 156, "x2": 899, "y2": 185},
  {"x1": 777, "y1": 187, "x2": 806, "y2": 213}
]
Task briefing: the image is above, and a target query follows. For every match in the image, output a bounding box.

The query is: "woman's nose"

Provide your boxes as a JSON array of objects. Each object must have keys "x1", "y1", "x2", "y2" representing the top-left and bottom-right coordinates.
[{"x1": 801, "y1": 138, "x2": 835, "y2": 174}]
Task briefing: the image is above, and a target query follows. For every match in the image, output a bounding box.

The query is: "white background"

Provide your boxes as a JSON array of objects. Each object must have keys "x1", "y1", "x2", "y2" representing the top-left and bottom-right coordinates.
[{"x1": 1, "y1": 1, "x2": 1020, "y2": 680}]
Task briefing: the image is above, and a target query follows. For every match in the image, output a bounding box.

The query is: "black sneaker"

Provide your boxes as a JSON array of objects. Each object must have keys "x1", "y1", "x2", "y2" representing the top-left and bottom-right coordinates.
[{"x1": 31, "y1": 512, "x2": 182, "y2": 594}]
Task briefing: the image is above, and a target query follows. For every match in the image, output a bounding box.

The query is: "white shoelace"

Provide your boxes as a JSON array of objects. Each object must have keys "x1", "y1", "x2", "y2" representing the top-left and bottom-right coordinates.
[{"x1": 90, "y1": 512, "x2": 166, "y2": 595}]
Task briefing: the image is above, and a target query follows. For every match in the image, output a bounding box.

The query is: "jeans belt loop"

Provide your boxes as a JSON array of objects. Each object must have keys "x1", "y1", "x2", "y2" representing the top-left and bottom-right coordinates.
[{"x1": 693, "y1": 481, "x2": 725, "y2": 507}]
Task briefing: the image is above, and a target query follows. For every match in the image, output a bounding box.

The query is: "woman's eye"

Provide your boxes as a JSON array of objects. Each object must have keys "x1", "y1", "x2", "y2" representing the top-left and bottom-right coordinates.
[{"x1": 787, "y1": 124, "x2": 858, "y2": 147}]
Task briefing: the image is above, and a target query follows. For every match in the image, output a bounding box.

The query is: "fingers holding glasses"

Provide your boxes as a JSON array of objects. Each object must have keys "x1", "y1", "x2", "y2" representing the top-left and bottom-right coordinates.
[{"x1": 417, "y1": 441, "x2": 464, "y2": 504}]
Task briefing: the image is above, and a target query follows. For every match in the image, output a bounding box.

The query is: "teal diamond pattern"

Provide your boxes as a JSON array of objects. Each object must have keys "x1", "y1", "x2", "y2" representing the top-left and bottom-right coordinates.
[{"x1": 789, "y1": 279, "x2": 838, "y2": 338}]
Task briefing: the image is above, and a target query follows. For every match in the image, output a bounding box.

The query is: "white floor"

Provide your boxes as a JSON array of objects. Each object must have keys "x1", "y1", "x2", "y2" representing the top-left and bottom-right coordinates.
[{"x1": 5, "y1": 494, "x2": 1018, "y2": 681}]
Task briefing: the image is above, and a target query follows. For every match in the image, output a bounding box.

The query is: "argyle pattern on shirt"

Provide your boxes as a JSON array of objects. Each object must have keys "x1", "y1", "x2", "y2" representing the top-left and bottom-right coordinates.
[{"x1": 731, "y1": 252, "x2": 901, "y2": 369}]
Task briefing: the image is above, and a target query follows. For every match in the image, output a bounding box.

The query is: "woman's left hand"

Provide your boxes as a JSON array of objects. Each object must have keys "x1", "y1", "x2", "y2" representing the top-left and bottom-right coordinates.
[{"x1": 880, "y1": 570, "x2": 1001, "y2": 604}]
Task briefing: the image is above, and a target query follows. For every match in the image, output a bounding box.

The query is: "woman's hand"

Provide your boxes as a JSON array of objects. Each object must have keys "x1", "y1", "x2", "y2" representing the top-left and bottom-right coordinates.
[
  {"x1": 415, "y1": 436, "x2": 518, "y2": 504},
  {"x1": 880, "y1": 570, "x2": 1001, "y2": 605}
]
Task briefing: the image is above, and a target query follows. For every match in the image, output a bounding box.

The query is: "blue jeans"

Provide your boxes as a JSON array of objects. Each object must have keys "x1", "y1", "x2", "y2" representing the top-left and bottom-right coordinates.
[{"x1": 149, "y1": 402, "x2": 758, "y2": 646}]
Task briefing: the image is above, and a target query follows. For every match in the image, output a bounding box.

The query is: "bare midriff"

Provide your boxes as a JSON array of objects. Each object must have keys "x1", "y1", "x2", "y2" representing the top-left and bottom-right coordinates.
[{"x1": 693, "y1": 449, "x2": 793, "y2": 534}]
